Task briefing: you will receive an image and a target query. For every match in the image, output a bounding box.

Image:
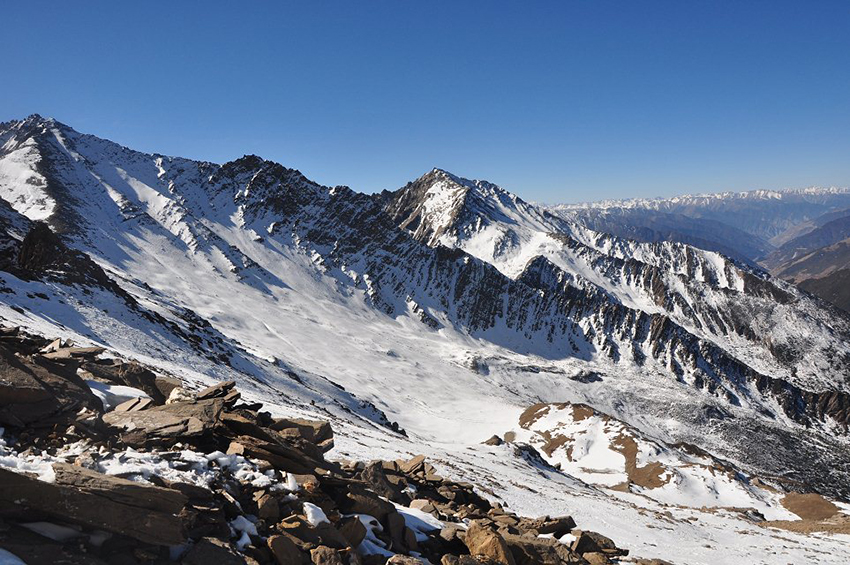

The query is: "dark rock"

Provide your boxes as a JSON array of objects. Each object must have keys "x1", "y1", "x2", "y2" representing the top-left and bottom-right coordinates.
[
  {"x1": 463, "y1": 522, "x2": 516, "y2": 565},
  {"x1": 570, "y1": 531, "x2": 626, "y2": 557},
  {"x1": 338, "y1": 486, "x2": 396, "y2": 521},
  {"x1": 337, "y1": 516, "x2": 367, "y2": 548},
  {"x1": 503, "y1": 533, "x2": 587, "y2": 564},
  {"x1": 102, "y1": 398, "x2": 225, "y2": 447},
  {"x1": 310, "y1": 545, "x2": 344, "y2": 565},
  {"x1": 270, "y1": 418, "x2": 333, "y2": 445},
  {"x1": 267, "y1": 534, "x2": 302, "y2": 565},
  {"x1": 0, "y1": 464, "x2": 187, "y2": 546},
  {"x1": 256, "y1": 493, "x2": 280, "y2": 521},
  {"x1": 361, "y1": 461, "x2": 409, "y2": 504},
  {"x1": 0, "y1": 344, "x2": 103, "y2": 428},
  {"x1": 182, "y1": 537, "x2": 246, "y2": 565},
  {"x1": 196, "y1": 380, "x2": 239, "y2": 403}
]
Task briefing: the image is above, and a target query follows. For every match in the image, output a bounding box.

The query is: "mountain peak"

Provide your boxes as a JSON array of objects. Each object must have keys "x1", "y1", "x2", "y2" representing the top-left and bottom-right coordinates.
[{"x1": 382, "y1": 168, "x2": 478, "y2": 245}]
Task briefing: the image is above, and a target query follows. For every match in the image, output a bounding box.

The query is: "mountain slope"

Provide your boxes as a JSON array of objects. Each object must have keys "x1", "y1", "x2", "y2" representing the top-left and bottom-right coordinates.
[
  {"x1": 1, "y1": 115, "x2": 850, "y2": 563},
  {"x1": 763, "y1": 213, "x2": 850, "y2": 274},
  {"x1": 382, "y1": 169, "x2": 850, "y2": 492},
  {"x1": 799, "y1": 269, "x2": 850, "y2": 313}
]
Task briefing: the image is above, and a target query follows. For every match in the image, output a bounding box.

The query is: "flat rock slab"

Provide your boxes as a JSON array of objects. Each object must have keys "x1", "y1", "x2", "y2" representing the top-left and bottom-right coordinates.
[
  {"x1": 41, "y1": 346, "x2": 107, "y2": 360},
  {"x1": 0, "y1": 464, "x2": 188, "y2": 546},
  {"x1": 103, "y1": 398, "x2": 224, "y2": 446}
]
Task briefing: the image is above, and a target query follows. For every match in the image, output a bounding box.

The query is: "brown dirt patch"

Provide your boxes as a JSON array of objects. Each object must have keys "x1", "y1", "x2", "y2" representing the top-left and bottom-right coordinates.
[
  {"x1": 519, "y1": 403, "x2": 552, "y2": 428},
  {"x1": 781, "y1": 493, "x2": 839, "y2": 521},
  {"x1": 610, "y1": 433, "x2": 669, "y2": 489},
  {"x1": 762, "y1": 512, "x2": 850, "y2": 535},
  {"x1": 570, "y1": 404, "x2": 595, "y2": 422},
  {"x1": 540, "y1": 432, "x2": 570, "y2": 457}
]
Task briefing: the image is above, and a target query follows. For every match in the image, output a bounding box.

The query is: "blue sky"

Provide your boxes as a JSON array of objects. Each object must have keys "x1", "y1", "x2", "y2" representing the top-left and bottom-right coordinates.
[{"x1": 3, "y1": 1, "x2": 850, "y2": 203}]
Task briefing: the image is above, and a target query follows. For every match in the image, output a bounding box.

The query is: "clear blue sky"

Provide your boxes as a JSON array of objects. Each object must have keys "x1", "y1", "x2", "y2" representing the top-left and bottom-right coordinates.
[{"x1": 3, "y1": 1, "x2": 850, "y2": 202}]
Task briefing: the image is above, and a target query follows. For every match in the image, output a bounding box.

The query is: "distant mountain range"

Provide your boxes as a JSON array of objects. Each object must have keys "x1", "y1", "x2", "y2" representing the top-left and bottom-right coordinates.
[
  {"x1": 1, "y1": 115, "x2": 849, "y2": 563},
  {"x1": 550, "y1": 188, "x2": 850, "y2": 312}
]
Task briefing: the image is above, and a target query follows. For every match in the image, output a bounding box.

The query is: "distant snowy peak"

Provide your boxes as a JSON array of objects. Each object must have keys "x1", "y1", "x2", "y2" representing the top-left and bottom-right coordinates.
[
  {"x1": 553, "y1": 186, "x2": 850, "y2": 211},
  {"x1": 548, "y1": 184, "x2": 850, "y2": 246}
]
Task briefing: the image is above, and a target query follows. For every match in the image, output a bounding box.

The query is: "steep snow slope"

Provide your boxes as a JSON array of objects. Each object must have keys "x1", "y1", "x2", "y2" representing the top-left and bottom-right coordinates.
[{"x1": 1, "y1": 115, "x2": 850, "y2": 563}]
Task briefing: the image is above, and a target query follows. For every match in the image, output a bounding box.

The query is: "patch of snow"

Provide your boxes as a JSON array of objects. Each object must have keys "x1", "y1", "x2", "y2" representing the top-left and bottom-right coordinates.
[
  {"x1": 303, "y1": 502, "x2": 330, "y2": 526},
  {"x1": 84, "y1": 380, "x2": 149, "y2": 410}
]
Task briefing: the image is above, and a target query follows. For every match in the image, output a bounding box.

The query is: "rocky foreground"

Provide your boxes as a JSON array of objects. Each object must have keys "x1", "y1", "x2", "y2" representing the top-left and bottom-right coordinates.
[{"x1": 0, "y1": 326, "x2": 665, "y2": 565}]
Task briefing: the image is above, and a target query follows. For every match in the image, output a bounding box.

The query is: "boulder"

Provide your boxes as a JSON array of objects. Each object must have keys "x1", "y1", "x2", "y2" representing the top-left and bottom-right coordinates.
[
  {"x1": 337, "y1": 515, "x2": 367, "y2": 547},
  {"x1": 582, "y1": 553, "x2": 611, "y2": 565},
  {"x1": 338, "y1": 486, "x2": 396, "y2": 521},
  {"x1": 41, "y1": 346, "x2": 106, "y2": 360},
  {"x1": 277, "y1": 515, "x2": 348, "y2": 550},
  {"x1": 268, "y1": 534, "x2": 302, "y2": 565},
  {"x1": 517, "y1": 515, "x2": 575, "y2": 538},
  {"x1": 361, "y1": 460, "x2": 409, "y2": 503},
  {"x1": 387, "y1": 510, "x2": 408, "y2": 550},
  {"x1": 113, "y1": 396, "x2": 154, "y2": 412},
  {"x1": 441, "y1": 556, "x2": 504, "y2": 565},
  {"x1": 0, "y1": 464, "x2": 187, "y2": 546},
  {"x1": 310, "y1": 545, "x2": 344, "y2": 565},
  {"x1": 83, "y1": 360, "x2": 180, "y2": 405},
  {"x1": 182, "y1": 537, "x2": 246, "y2": 565},
  {"x1": 102, "y1": 398, "x2": 225, "y2": 447},
  {"x1": 196, "y1": 380, "x2": 241, "y2": 406},
  {"x1": 399, "y1": 454, "x2": 427, "y2": 474},
  {"x1": 0, "y1": 522, "x2": 111, "y2": 565},
  {"x1": 463, "y1": 522, "x2": 516, "y2": 565},
  {"x1": 271, "y1": 417, "x2": 333, "y2": 445},
  {"x1": 387, "y1": 556, "x2": 427, "y2": 564},
  {"x1": 0, "y1": 344, "x2": 103, "y2": 428},
  {"x1": 410, "y1": 499, "x2": 436, "y2": 514},
  {"x1": 226, "y1": 435, "x2": 326, "y2": 475},
  {"x1": 257, "y1": 492, "x2": 280, "y2": 520},
  {"x1": 503, "y1": 533, "x2": 587, "y2": 564},
  {"x1": 570, "y1": 530, "x2": 626, "y2": 557}
]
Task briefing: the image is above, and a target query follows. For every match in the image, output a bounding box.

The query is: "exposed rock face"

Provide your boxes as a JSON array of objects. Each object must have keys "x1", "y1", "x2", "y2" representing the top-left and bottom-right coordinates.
[
  {"x1": 0, "y1": 343, "x2": 103, "y2": 428},
  {"x1": 15, "y1": 221, "x2": 130, "y2": 295},
  {"x1": 102, "y1": 398, "x2": 226, "y2": 446}
]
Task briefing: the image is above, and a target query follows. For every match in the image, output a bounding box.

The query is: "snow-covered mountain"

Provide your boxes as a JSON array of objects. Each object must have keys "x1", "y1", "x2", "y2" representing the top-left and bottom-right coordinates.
[
  {"x1": 549, "y1": 186, "x2": 850, "y2": 259},
  {"x1": 2, "y1": 115, "x2": 850, "y2": 563}
]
